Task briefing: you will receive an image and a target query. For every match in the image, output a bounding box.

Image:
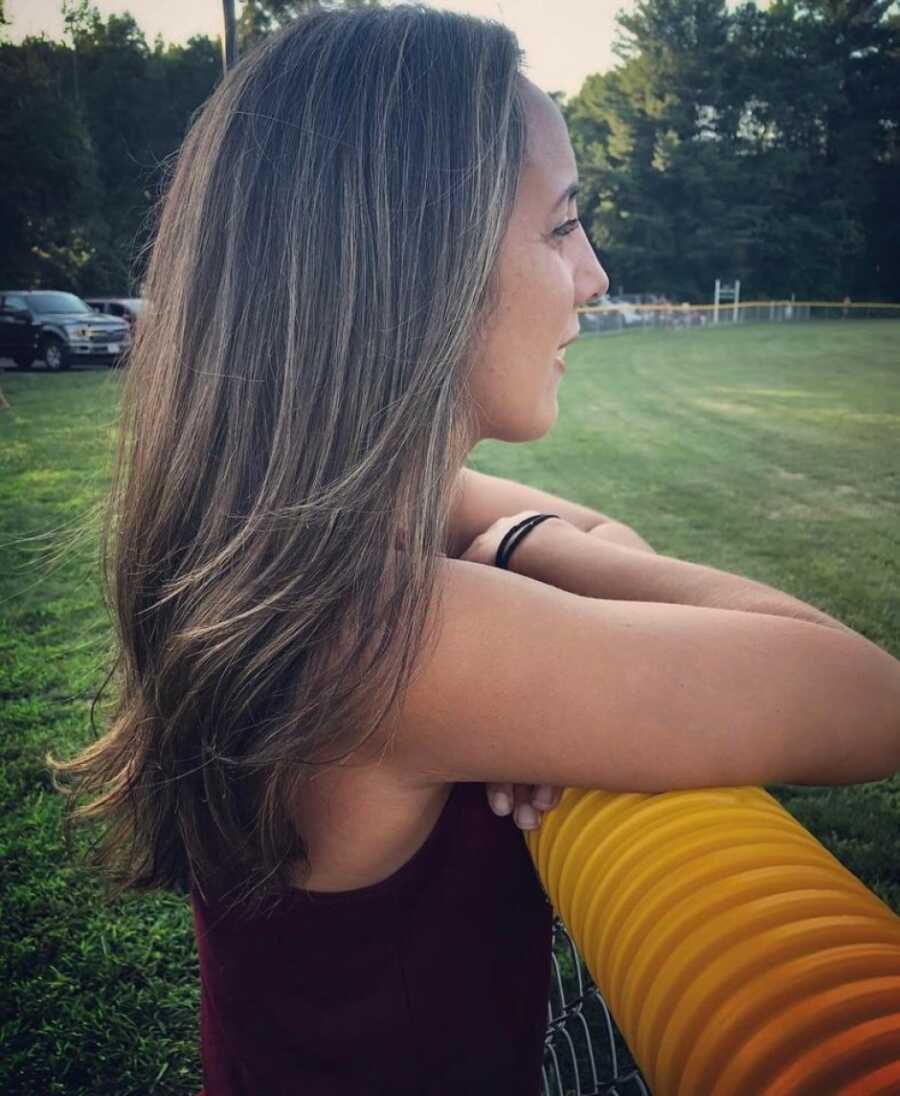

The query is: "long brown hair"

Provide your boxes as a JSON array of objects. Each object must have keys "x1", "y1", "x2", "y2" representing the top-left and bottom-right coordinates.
[{"x1": 48, "y1": 4, "x2": 528, "y2": 915}]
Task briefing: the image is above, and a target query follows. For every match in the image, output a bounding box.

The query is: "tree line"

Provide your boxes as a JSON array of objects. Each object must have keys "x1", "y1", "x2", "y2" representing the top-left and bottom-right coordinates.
[
  {"x1": 564, "y1": 0, "x2": 900, "y2": 302},
  {"x1": 1, "y1": 0, "x2": 897, "y2": 302}
]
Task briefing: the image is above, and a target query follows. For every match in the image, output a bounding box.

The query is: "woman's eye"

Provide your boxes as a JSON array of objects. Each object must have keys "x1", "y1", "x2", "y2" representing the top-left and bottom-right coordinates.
[{"x1": 552, "y1": 218, "x2": 581, "y2": 240}]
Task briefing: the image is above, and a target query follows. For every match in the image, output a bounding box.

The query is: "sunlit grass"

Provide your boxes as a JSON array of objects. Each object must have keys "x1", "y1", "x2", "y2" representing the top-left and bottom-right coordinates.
[{"x1": 2, "y1": 320, "x2": 899, "y2": 1093}]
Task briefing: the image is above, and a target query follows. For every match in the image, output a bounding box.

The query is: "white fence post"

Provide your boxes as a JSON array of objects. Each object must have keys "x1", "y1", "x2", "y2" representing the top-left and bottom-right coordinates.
[{"x1": 714, "y1": 279, "x2": 740, "y2": 324}]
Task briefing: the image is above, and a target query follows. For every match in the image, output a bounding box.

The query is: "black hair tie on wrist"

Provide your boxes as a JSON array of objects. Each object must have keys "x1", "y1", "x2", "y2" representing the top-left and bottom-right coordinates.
[{"x1": 494, "y1": 513, "x2": 560, "y2": 570}]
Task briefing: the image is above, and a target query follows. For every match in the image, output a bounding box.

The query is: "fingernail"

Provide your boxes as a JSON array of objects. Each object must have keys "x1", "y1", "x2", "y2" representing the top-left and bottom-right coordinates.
[
  {"x1": 515, "y1": 805, "x2": 540, "y2": 829},
  {"x1": 492, "y1": 792, "x2": 512, "y2": 816},
  {"x1": 533, "y1": 785, "x2": 554, "y2": 809}
]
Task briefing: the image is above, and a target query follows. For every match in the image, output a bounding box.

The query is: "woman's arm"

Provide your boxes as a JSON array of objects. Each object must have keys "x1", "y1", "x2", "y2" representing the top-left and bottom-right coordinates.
[
  {"x1": 586, "y1": 520, "x2": 657, "y2": 554},
  {"x1": 388, "y1": 542, "x2": 900, "y2": 792},
  {"x1": 515, "y1": 528, "x2": 858, "y2": 638},
  {"x1": 445, "y1": 468, "x2": 617, "y2": 559},
  {"x1": 447, "y1": 471, "x2": 630, "y2": 824},
  {"x1": 455, "y1": 479, "x2": 674, "y2": 821}
]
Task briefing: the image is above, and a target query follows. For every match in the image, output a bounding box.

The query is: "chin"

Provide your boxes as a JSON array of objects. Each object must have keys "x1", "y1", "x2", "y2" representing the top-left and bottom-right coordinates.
[{"x1": 486, "y1": 406, "x2": 558, "y2": 443}]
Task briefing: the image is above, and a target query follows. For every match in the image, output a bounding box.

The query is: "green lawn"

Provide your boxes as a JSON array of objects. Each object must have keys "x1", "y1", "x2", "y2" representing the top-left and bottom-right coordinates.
[{"x1": 2, "y1": 320, "x2": 899, "y2": 1094}]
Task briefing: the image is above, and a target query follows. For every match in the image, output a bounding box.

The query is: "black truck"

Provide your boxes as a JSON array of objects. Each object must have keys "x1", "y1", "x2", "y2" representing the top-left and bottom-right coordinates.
[{"x1": 0, "y1": 290, "x2": 132, "y2": 370}]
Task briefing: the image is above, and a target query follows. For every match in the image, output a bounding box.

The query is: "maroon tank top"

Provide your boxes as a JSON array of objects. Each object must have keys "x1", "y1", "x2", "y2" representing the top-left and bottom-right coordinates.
[{"x1": 191, "y1": 781, "x2": 554, "y2": 1095}]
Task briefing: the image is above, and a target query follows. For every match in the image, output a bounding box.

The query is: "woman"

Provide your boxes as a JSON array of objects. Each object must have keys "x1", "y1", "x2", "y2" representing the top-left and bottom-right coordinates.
[{"x1": 51, "y1": 6, "x2": 900, "y2": 1095}]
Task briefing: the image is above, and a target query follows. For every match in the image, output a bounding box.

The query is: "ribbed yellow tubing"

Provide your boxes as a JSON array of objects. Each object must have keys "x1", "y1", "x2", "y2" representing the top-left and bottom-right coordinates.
[{"x1": 524, "y1": 785, "x2": 900, "y2": 1095}]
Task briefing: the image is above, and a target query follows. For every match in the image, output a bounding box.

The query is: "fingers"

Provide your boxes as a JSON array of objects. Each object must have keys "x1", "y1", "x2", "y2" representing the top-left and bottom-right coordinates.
[
  {"x1": 486, "y1": 782, "x2": 513, "y2": 817},
  {"x1": 532, "y1": 784, "x2": 560, "y2": 810},
  {"x1": 513, "y1": 783, "x2": 541, "y2": 830},
  {"x1": 486, "y1": 782, "x2": 564, "y2": 828}
]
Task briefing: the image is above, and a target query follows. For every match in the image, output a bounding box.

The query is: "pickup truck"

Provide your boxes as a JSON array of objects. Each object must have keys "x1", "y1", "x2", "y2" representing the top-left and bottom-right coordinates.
[{"x1": 0, "y1": 290, "x2": 131, "y2": 370}]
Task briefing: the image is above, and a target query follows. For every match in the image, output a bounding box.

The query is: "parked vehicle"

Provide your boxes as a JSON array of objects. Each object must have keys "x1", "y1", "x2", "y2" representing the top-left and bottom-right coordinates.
[
  {"x1": 84, "y1": 296, "x2": 146, "y2": 330},
  {"x1": 0, "y1": 291, "x2": 131, "y2": 370}
]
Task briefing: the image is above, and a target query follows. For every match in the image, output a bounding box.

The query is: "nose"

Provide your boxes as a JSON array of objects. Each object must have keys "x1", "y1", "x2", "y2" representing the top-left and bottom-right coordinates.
[{"x1": 576, "y1": 239, "x2": 609, "y2": 305}]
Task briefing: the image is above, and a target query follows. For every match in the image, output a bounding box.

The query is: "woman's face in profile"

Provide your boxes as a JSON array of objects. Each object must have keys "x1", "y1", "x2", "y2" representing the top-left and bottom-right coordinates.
[{"x1": 469, "y1": 78, "x2": 608, "y2": 445}]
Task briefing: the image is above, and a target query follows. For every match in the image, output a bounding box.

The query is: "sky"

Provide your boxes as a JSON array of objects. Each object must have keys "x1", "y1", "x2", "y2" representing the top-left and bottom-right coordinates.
[{"x1": 5, "y1": 0, "x2": 630, "y2": 99}]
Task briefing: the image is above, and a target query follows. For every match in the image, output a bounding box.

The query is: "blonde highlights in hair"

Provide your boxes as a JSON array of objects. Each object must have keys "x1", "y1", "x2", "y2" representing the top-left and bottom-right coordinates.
[{"x1": 49, "y1": 4, "x2": 527, "y2": 915}]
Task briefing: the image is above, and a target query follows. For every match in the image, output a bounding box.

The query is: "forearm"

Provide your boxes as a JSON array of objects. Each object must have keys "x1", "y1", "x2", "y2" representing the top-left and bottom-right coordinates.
[
  {"x1": 515, "y1": 524, "x2": 859, "y2": 639},
  {"x1": 586, "y1": 520, "x2": 657, "y2": 554}
]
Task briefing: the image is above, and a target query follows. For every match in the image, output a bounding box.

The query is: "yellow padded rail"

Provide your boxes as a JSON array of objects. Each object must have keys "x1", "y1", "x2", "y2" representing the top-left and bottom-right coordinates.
[{"x1": 524, "y1": 785, "x2": 900, "y2": 1095}]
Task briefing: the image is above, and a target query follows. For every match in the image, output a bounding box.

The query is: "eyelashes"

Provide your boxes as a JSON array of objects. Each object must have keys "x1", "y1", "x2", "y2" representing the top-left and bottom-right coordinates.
[{"x1": 552, "y1": 217, "x2": 581, "y2": 240}]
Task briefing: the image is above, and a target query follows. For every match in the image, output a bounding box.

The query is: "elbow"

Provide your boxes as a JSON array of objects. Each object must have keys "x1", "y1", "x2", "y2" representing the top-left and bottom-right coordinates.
[
  {"x1": 860, "y1": 647, "x2": 900, "y2": 780},
  {"x1": 781, "y1": 630, "x2": 900, "y2": 787},
  {"x1": 822, "y1": 640, "x2": 900, "y2": 784}
]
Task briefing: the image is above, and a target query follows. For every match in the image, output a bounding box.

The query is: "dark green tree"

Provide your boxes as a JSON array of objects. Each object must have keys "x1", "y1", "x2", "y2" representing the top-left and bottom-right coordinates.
[
  {"x1": 64, "y1": 11, "x2": 219, "y2": 291},
  {"x1": 799, "y1": 0, "x2": 900, "y2": 297},
  {"x1": 728, "y1": 0, "x2": 900, "y2": 298},
  {"x1": 237, "y1": 0, "x2": 380, "y2": 54},
  {"x1": 564, "y1": 0, "x2": 900, "y2": 301},
  {"x1": 0, "y1": 5, "x2": 219, "y2": 293},
  {"x1": 564, "y1": 0, "x2": 747, "y2": 301},
  {"x1": 0, "y1": 37, "x2": 100, "y2": 288}
]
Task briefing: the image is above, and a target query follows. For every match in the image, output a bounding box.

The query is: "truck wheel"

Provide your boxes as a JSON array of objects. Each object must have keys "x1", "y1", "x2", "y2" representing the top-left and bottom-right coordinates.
[
  {"x1": 40, "y1": 335, "x2": 70, "y2": 371},
  {"x1": 13, "y1": 356, "x2": 34, "y2": 370}
]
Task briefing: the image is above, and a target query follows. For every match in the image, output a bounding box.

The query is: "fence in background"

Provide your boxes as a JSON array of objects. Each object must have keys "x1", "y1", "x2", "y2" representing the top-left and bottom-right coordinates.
[
  {"x1": 577, "y1": 300, "x2": 900, "y2": 336},
  {"x1": 541, "y1": 918, "x2": 648, "y2": 1096}
]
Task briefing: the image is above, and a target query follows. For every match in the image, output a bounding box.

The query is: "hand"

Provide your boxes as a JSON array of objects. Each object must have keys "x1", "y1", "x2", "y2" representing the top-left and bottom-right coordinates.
[
  {"x1": 459, "y1": 510, "x2": 575, "y2": 569},
  {"x1": 485, "y1": 781, "x2": 563, "y2": 829}
]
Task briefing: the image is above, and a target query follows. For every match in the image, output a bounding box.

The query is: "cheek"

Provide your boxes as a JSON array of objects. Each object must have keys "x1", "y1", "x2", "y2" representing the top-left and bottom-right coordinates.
[{"x1": 500, "y1": 254, "x2": 571, "y2": 344}]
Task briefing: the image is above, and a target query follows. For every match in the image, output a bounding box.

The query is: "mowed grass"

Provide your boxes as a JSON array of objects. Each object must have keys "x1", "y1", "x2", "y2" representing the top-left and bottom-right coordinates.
[{"x1": 2, "y1": 320, "x2": 899, "y2": 1095}]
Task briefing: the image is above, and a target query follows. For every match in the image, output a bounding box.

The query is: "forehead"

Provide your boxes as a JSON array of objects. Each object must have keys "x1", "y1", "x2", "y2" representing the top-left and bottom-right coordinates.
[{"x1": 519, "y1": 79, "x2": 577, "y2": 194}]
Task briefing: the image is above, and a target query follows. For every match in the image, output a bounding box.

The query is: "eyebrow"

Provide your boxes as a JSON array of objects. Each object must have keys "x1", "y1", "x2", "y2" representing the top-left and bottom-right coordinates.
[{"x1": 552, "y1": 183, "x2": 580, "y2": 211}]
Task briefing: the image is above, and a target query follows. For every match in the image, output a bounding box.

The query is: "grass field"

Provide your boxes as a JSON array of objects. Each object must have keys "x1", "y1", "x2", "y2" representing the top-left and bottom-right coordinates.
[{"x1": 2, "y1": 320, "x2": 899, "y2": 1095}]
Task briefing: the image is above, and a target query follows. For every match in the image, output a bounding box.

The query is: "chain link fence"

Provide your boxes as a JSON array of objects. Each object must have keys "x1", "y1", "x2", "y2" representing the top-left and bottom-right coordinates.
[
  {"x1": 541, "y1": 919, "x2": 650, "y2": 1096},
  {"x1": 577, "y1": 299, "x2": 900, "y2": 337}
]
